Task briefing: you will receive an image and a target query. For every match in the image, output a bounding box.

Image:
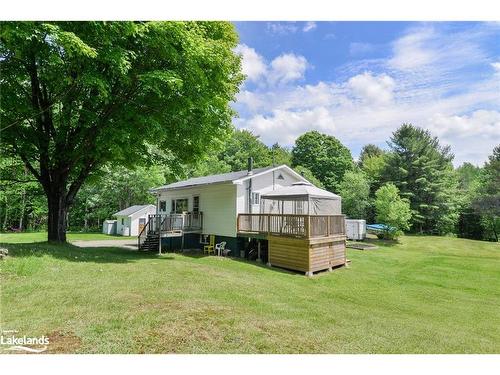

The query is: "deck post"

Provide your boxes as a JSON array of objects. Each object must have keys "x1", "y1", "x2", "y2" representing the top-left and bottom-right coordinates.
[
  {"x1": 158, "y1": 215, "x2": 162, "y2": 255},
  {"x1": 257, "y1": 240, "x2": 261, "y2": 262}
]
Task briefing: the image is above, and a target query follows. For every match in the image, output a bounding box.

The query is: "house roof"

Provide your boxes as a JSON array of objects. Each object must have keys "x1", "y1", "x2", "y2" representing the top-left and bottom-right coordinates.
[
  {"x1": 261, "y1": 182, "x2": 340, "y2": 200},
  {"x1": 113, "y1": 204, "x2": 155, "y2": 217},
  {"x1": 150, "y1": 165, "x2": 306, "y2": 192}
]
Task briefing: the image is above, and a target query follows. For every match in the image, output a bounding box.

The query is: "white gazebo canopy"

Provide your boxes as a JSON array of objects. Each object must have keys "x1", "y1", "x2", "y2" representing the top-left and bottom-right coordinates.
[{"x1": 260, "y1": 182, "x2": 341, "y2": 215}]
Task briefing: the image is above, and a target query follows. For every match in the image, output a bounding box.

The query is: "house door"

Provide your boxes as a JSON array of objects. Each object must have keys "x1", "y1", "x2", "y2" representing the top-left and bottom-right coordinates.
[{"x1": 138, "y1": 218, "x2": 146, "y2": 234}]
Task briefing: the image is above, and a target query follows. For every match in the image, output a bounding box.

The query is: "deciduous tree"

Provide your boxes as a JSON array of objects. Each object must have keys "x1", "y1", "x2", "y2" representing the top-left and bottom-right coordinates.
[
  {"x1": 0, "y1": 21, "x2": 243, "y2": 242},
  {"x1": 374, "y1": 183, "x2": 411, "y2": 240},
  {"x1": 291, "y1": 131, "x2": 354, "y2": 192}
]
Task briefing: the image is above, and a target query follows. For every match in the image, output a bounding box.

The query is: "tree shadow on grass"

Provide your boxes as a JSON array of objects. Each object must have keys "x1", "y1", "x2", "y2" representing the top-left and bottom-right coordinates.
[
  {"x1": 166, "y1": 248, "x2": 300, "y2": 276},
  {"x1": 362, "y1": 236, "x2": 399, "y2": 248},
  {"x1": 0, "y1": 242, "x2": 174, "y2": 264}
]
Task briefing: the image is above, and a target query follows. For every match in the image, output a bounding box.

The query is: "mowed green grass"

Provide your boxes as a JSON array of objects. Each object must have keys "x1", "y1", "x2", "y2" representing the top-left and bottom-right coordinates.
[
  {"x1": 0, "y1": 236, "x2": 498, "y2": 353},
  {"x1": 0, "y1": 231, "x2": 123, "y2": 243}
]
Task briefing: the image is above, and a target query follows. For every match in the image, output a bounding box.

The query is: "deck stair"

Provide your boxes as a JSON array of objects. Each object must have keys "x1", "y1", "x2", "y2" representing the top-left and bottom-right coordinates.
[{"x1": 139, "y1": 233, "x2": 159, "y2": 251}]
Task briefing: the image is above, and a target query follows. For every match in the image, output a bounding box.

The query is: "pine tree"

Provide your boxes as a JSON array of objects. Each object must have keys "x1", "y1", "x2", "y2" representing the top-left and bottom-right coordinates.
[{"x1": 383, "y1": 124, "x2": 459, "y2": 234}]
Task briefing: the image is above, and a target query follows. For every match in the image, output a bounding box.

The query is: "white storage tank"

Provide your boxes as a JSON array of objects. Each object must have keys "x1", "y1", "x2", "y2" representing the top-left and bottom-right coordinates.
[
  {"x1": 345, "y1": 219, "x2": 366, "y2": 240},
  {"x1": 102, "y1": 220, "x2": 117, "y2": 235}
]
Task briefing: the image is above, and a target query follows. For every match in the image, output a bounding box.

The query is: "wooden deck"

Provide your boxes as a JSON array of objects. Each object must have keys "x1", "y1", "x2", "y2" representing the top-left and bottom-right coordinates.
[
  {"x1": 138, "y1": 213, "x2": 203, "y2": 251},
  {"x1": 237, "y1": 213, "x2": 347, "y2": 275}
]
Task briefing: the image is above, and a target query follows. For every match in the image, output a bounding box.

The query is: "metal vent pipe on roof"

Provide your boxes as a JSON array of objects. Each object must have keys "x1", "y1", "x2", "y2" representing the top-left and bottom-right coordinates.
[{"x1": 247, "y1": 157, "x2": 254, "y2": 175}]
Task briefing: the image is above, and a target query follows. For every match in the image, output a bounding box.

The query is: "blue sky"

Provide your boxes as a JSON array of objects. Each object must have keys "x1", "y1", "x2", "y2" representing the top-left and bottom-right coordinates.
[{"x1": 232, "y1": 22, "x2": 500, "y2": 166}]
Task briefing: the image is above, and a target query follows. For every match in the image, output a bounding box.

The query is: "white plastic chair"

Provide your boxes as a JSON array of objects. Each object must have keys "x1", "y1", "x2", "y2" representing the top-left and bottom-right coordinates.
[{"x1": 215, "y1": 241, "x2": 226, "y2": 256}]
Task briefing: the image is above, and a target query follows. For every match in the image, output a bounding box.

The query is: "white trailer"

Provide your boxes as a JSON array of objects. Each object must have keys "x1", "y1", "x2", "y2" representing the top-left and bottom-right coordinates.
[{"x1": 345, "y1": 219, "x2": 366, "y2": 240}]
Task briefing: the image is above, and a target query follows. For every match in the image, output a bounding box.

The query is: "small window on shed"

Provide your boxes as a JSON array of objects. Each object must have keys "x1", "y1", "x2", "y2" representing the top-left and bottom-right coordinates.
[
  {"x1": 121, "y1": 218, "x2": 124, "y2": 225},
  {"x1": 277, "y1": 173, "x2": 284, "y2": 180}
]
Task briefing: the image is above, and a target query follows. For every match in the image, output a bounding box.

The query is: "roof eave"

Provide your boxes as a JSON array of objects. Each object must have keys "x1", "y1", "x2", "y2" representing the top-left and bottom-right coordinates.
[
  {"x1": 150, "y1": 180, "x2": 233, "y2": 194},
  {"x1": 233, "y1": 165, "x2": 310, "y2": 185}
]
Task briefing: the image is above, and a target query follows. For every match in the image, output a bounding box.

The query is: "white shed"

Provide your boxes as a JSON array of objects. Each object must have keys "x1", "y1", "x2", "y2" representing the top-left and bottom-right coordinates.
[
  {"x1": 102, "y1": 220, "x2": 117, "y2": 235},
  {"x1": 113, "y1": 205, "x2": 156, "y2": 236}
]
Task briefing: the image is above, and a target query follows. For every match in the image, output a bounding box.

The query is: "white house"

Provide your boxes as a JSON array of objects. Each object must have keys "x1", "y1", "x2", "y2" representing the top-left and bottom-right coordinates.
[
  {"x1": 147, "y1": 161, "x2": 346, "y2": 275},
  {"x1": 113, "y1": 204, "x2": 156, "y2": 236}
]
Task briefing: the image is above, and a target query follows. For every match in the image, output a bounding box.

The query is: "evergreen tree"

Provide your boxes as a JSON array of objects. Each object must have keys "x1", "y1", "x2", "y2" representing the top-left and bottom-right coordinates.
[
  {"x1": 383, "y1": 124, "x2": 459, "y2": 234},
  {"x1": 472, "y1": 145, "x2": 500, "y2": 241}
]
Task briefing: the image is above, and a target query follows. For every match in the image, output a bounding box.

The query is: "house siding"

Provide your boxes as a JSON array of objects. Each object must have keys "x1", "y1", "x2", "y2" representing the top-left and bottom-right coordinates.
[
  {"x1": 236, "y1": 168, "x2": 304, "y2": 214},
  {"x1": 157, "y1": 183, "x2": 238, "y2": 238}
]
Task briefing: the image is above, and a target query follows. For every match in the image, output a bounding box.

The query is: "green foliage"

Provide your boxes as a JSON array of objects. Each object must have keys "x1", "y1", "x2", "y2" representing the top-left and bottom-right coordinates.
[
  {"x1": 217, "y1": 129, "x2": 273, "y2": 171},
  {"x1": 68, "y1": 165, "x2": 166, "y2": 231},
  {"x1": 291, "y1": 131, "x2": 354, "y2": 192},
  {"x1": 0, "y1": 157, "x2": 47, "y2": 231},
  {"x1": 270, "y1": 143, "x2": 292, "y2": 166},
  {"x1": 472, "y1": 145, "x2": 500, "y2": 241},
  {"x1": 0, "y1": 21, "x2": 243, "y2": 241},
  {"x1": 338, "y1": 169, "x2": 370, "y2": 219},
  {"x1": 358, "y1": 144, "x2": 384, "y2": 166},
  {"x1": 293, "y1": 166, "x2": 324, "y2": 188},
  {"x1": 374, "y1": 183, "x2": 411, "y2": 240},
  {"x1": 382, "y1": 124, "x2": 459, "y2": 234}
]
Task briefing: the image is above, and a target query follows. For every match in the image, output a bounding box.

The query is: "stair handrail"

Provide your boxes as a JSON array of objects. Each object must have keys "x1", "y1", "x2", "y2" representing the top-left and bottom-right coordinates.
[{"x1": 138, "y1": 215, "x2": 153, "y2": 250}]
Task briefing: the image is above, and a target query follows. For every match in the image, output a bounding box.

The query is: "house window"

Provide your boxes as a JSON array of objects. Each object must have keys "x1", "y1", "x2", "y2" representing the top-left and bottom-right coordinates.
[
  {"x1": 251, "y1": 192, "x2": 260, "y2": 205},
  {"x1": 193, "y1": 196, "x2": 200, "y2": 213},
  {"x1": 172, "y1": 198, "x2": 188, "y2": 214},
  {"x1": 159, "y1": 200, "x2": 167, "y2": 212},
  {"x1": 121, "y1": 218, "x2": 124, "y2": 225}
]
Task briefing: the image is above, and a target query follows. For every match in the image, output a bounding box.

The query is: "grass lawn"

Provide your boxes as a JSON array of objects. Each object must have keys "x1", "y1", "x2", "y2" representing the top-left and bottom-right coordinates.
[
  {"x1": 0, "y1": 235, "x2": 498, "y2": 353},
  {"x1": 0, "y1": 231, "x2": 124, "y2": 243}
]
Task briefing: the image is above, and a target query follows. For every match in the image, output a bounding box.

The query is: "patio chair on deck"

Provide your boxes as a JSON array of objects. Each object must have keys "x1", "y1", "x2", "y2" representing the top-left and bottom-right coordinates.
[
  {"x1": 215, "y1": 241, "x2": 226, "y2": 257},
  {"x1": 203, "y1": 235, "x2": 215, "y2": 255}
]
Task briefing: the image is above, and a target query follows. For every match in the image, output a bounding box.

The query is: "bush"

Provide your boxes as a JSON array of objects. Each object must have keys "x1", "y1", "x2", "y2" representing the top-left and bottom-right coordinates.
[{"x1": 374, "y1": 183, "x2": 412, "y2": 240}]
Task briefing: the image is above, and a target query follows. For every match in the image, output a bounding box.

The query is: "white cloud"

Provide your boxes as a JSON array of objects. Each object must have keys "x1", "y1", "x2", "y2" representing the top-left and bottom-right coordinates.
[
  {"x1": 303, "y1": 22, "x2": 317, "y2": 32},
  {"x1": 266, "y1": 22, "x2": 299, "y2": 35},
  {"x1": 268, "y1": 53, "x2": 308, "y2": 85},
  {"x1": 388, "y1": 25, "x2": 487, "y2": 72},
  {"x1": 428, "y1": 110, "x2": 500, "y2": 139},
  {"x1": 427, "y1": 111, "x2": 500, "y2": 165},
  {"x1": 241, "y1": 107, "x2": 335, "y2": 145},
  {"x1": 234, "y1": 44, "x2": 267, "y2": 82},
  {"x1": 234, "y1": 45, "x2": 309, "y2": 87},
  {"x1": 347, "y1": 72, "x2": 395, "y2": 106},
  {"x1": 388, "y1": 27, "x2": 436, "y2": 71}
]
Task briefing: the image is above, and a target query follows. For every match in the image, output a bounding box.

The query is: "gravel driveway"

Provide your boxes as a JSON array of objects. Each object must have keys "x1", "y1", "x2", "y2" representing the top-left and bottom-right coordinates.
[{"x1": 70, "y1": 239, "x2": 138, "y2": 250}]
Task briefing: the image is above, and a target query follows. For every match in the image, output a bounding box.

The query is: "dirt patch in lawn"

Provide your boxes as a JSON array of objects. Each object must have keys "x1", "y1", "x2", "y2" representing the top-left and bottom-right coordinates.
[{"x1": 45, "y1": 331, "x2": 82, "y2": 353}]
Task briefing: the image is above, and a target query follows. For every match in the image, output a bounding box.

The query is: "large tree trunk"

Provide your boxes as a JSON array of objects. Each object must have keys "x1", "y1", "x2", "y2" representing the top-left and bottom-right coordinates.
[{"x1": 47, "y1": 189, "x2": 69, "y2": 243}]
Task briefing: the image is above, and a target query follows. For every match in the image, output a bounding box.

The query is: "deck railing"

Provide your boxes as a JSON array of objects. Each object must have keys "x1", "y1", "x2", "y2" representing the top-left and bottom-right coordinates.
[
  {"x1": 139, "y1": 212, "x2": 202, "y2": 239},
  {"x1": 237, "y1": 213, "x2": 345, "y2": 238}
]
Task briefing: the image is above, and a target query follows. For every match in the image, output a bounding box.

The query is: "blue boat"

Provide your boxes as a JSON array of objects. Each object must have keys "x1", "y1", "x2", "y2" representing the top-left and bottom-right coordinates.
[{"x1": 366, "y1": 223, "x2": 394, "y2": 232}]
